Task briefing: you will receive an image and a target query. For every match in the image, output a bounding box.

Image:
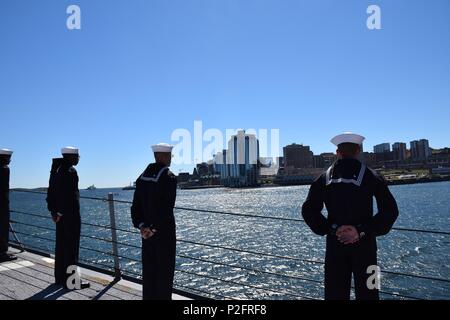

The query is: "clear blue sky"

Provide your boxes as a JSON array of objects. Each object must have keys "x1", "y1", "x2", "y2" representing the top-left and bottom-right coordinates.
[{"x1": 1, "y1": 0, "x2": 449, "y2": 188}]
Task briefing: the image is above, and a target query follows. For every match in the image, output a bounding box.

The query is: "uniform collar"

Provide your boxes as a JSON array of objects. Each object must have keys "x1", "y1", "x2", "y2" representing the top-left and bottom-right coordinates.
[
  {"x1": 61, "y1": 158, "x2": 74, "y2": 168},
  {"x1": 336, "y1": 157, "x2": 361, "y2": 165},
  {"x1": 154, "y1": 161, "x2": 168, "y2": 167}
]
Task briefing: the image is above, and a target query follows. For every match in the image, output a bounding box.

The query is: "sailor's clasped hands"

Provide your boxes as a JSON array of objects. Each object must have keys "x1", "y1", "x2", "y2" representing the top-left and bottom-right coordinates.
[
  {"x1": 140, "y1": 227, "x2": 157, "y2": 240},
  {"x1": 336, "y1": 225, "x2": 360, "y2": 244}
]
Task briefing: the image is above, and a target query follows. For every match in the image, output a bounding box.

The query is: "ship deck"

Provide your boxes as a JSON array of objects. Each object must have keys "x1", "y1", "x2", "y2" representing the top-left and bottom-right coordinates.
[{"x1": 0, "y1": 248, "x2": 191, "y2": 300}]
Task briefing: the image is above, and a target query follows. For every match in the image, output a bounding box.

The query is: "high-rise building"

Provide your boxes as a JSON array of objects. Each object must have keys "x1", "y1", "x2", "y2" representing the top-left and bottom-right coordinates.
[
  {"x1": 283, "y1": 144, "x2": 313, "y2": 169},
  {"x1": 373, "y1": 143, "x2": 393, "y2": 163},
  {"x1": 374, "y1": 143, "x2": 391, "y2": 154},
  {"x1": 410, "y1": 139, "x2": 431, "y2": 160},
  {"x1": 392, "y1": 142, "x2": 407, "y2": 161},
  {"x1": 214, "y1": 130, "x2": 259, "y2": 187},
  {"x1": 213, "y1": 150, "x2": 225, "y2": 180},
  {"x1": 277, "y1": 156, "x2": 284, "y2": 168}
]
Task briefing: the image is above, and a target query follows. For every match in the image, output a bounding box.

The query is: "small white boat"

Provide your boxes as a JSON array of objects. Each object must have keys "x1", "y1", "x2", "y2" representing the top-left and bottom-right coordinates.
[{"x1": 122, "y1": 182, "x2": 136, "y2": 190}]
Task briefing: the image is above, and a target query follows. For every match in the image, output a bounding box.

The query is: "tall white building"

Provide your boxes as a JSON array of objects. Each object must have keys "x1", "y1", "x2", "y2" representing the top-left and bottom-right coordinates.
[{"x1": 213, "y1": 130, "x2": 260, "y2": 187}]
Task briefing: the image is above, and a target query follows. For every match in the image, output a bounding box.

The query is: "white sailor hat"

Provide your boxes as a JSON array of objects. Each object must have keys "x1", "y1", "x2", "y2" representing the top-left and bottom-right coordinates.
[
  {"x1": 0, "y1": 149, "x2": 13, "y2": 156},
  {"x1": 61, "y1": 146, "x2": 79, "y2": 155},
  {"x1": 331, "y1": 132, "x2": 365, "y2": 146},
  {"x1": 151, "y1": 143, "x2": 174, "y2": 153}
]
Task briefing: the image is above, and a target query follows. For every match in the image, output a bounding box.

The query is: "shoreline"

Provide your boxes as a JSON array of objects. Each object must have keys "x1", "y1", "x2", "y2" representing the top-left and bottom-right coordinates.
[
  {"x1": 179, "y1": 185, "x2": 224, "y2": 190},
  {"x1": 177, "y1": 176, "x2": 450, "y2": 190},
  {"x1": 11, "y1": 176, "x2": 450, "y2": 192},
  {"x1": 386, "y1": 176, "x2": 450, "y2": 186}
]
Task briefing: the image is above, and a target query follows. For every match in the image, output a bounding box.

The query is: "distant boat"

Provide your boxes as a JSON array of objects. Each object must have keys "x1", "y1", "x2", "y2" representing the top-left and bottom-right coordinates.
[
  {"x1": 86, "y1": 185, "x2": 97, "y2": 190},
  {"x1": 122, "y1": 182, "x2": 136, "y2": 191}
]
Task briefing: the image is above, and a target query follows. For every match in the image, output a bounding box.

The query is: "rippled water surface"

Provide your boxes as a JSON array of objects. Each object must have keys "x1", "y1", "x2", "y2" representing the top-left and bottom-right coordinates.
[{"x1": 10, "y1": 181, "x2": 450, "y2": 299}]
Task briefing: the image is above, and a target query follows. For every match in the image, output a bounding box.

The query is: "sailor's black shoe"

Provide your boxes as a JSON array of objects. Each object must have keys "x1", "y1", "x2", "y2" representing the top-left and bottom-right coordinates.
[{"x1": 0, "y1": 253, "x2": 18, "y2": 263}]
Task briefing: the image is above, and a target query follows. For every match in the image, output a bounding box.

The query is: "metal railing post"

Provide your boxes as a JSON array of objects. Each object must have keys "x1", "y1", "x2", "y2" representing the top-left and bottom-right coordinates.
[{"x1": 108, "y1": 192, "x2": 122, "y2": 280}]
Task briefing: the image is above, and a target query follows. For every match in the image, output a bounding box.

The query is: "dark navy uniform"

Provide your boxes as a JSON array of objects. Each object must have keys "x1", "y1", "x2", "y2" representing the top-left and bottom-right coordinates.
[
  {"x1": 0, "y1": 165, "x2": 10, "y2": 256},
  {"x1": 302, "y1": 158, "x2": 399, "y2": 300},
  {"x1": 46, "y1": 158, "x2": 81, "y2": 285},
  {"x1": 131, "y1": 162, "x2": 177, "y2": 300}
]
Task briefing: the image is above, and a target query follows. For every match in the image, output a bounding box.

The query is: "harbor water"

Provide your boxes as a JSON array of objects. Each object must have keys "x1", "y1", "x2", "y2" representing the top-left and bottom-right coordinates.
[{"x1": 9, "y1": 182, "x2": 450, "y2": 299}]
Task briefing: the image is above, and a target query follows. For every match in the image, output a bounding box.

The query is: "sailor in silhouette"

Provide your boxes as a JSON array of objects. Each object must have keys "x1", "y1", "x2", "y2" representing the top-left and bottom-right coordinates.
[
  {"x1": 0, "y1": 149, "x2": 17, "y2": 263},
  {"x1": 131, "y1": 143, "x2": 177, "y2": 300},
  {"x1": 302, "y1": 133, "x2": 399, "y2": 300},
  {"x1": 46, "y1": 147, "x2": 89, "y2": 289}
]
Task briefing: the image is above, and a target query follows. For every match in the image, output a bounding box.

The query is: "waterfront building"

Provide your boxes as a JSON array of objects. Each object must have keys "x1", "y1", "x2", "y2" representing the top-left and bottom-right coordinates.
[
  {"x1": 206, "y1": 159, "x2": 216, "y2": 175},
  {"x1": 213, "y1": 150, "x2": 227, "y2": 181},
  {"x1": 259, "y1": 157, "x2": 279, "y2": 179},
  {"x1": 374, "y1": 143, "x2": 393, "y2": 163},
  {"x1": 277, "y1": 156, "x2": 284, "y2": 168},
  {"x1": 274, "y1": 167, "x2": 324, "y2": 185},
  {"x1": 192, "y1": 167, "x2": 199, "y2": 178},
  {"x1": 374, "y1": 143, "x2": 391, "y2": 154},
  {"x1": 392, "y1": 142, "x2": 407, "y2": 161},
  {"x1": 431, "y1": 167, "x2": 450, "y2": 175},
  {"x1": 428, "y1": 148, "x2": 450, "y2": 167},
  {"x1": 213, "y1": 130, "x2": 260, "y2": 187},
  {"x1": 410, "y1": 139, "x2": 431, "y2": 160},
  {"x1": 177, "y1": 172, "x2": 190, "y2": 183},
  {"x1": 196, "y1": 162, "x2": 210, "y2": 176}
]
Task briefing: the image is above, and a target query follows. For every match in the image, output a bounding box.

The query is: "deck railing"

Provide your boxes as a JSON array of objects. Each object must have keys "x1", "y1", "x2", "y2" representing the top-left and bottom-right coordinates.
[{"x1": 8, "y1": 189, "x2": 450, "y2": 300}]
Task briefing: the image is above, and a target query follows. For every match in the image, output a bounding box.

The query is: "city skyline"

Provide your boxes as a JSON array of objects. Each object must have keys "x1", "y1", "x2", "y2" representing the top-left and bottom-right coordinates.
[
  {"x1": 182, "y1": 132, "x2": 450, "y2": 189},
  {"x1": 203, "y1": 135, "x2": 441, "y2": 162},
  {"x1": 6, "y1": 132, "x2": 447, "y2": 188}
]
